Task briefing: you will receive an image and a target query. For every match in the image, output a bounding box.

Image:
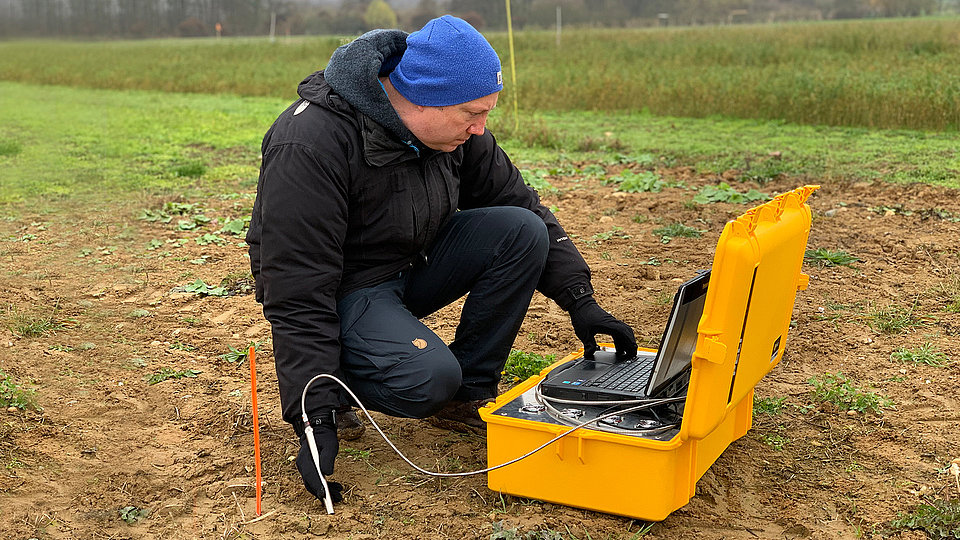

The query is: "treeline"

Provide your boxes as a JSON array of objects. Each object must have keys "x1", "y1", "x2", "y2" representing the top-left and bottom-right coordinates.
[{"x1": 0, "y1": 0, "x2": 955, "y2": 39}]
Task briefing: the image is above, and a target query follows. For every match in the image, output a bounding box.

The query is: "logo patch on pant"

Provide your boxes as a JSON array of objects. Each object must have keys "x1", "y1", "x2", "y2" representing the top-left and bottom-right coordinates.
[{"x1": 412, "y1": 338, "x2": 427, "y2": 350}]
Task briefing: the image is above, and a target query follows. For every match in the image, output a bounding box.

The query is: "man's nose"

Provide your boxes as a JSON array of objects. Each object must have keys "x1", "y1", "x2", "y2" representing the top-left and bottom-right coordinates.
[{"x1": 467, "y1": 119, "x2": 486, "y2": 136}]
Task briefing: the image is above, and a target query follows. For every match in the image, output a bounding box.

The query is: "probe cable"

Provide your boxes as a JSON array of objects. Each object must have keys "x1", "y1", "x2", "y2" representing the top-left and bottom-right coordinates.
[{"x1": 300, "y1": 372, "x2": 686, "y2": 511}]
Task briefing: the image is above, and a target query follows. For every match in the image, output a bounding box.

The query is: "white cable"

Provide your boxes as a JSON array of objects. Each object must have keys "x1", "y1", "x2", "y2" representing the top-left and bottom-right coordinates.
[{"x1": 301, "y1": 373, "x2": 685, "y2": 480}]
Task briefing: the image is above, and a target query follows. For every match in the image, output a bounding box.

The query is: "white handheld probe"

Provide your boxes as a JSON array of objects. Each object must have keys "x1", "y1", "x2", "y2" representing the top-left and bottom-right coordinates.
[{"x1": 300, "y1": 413, "x2": 335, "y2": 514}]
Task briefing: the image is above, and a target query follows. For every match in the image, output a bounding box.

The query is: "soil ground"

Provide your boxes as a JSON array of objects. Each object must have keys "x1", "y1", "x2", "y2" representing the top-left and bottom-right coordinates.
[{"x1": 1, "y1": 166, "x2": 958, "y2": 539}]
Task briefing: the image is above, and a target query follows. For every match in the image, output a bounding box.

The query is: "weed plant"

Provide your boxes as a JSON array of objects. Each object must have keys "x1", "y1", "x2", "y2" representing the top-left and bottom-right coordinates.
[
  {"x1": 938, "y1": 275, "x2": 960, "y2": 313},
  {"x1": 218, "y1": 342, "x2": 263, "y2": 364},
  {"x1": 804, "y1": 248, "x2": 859, "y2": 268},
  {"x1": 809, "y1": 372, "x2": 893, "y2": 414},
  {"x1": 693, "y1": 183, "x2": 769, "y2": 205},
  {"x1": 146, "y1": 368, "x2": 201, "y2": 385},
  {"x1": 652, "y1": 223, "x2": 703, "y2": 244},
  {"x1": 0, "y1": 370, "x2": 37, "y2": 410},
  {"x1": 889, "y1": 499, "x2": 960, "y2": 539},
  {"x1": 503, "y1": 350, "x2": 556, "y2": 384},
  {"x1": 754, "y1": 396, "x2": 787, "y2": 415},
  {"x1": 890, "y1": 343, "x2": 952, "y2": 367},
  {"x1": 869, "y1": 302, "x2": 929, "y2": 334},
  {"x1": 612, "y1": 170, "x2": 664, "y2": 193}
]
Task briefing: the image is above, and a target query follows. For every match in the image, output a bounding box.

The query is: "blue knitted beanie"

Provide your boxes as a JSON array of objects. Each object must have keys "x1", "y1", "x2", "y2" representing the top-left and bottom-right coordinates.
[{"x1": 389, "y1": 15, "x2": 503, "y2": 107}]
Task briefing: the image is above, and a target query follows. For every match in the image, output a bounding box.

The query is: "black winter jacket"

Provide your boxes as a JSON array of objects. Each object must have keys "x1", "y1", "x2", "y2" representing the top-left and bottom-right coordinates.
[{"x1": 246, "y1": 29, "x2": 593, "y2": 426}]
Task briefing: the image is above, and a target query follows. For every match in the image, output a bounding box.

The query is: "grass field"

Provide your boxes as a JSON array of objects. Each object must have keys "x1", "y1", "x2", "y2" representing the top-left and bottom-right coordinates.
[
  {"x1": 2, "y1": 79, "x2": 958, "y2": 207},
  {"x1": 3, "y1": 19, "x2": 960, "y2": 540},
  {"x1": 2, "y1": 18, "x2": 960, "y2": 130}
]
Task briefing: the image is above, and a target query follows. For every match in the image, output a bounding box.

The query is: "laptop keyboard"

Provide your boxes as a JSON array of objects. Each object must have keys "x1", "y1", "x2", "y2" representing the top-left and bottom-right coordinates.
[{"x1": 583, "y1": 355, "x2": 656, "y2": 392}]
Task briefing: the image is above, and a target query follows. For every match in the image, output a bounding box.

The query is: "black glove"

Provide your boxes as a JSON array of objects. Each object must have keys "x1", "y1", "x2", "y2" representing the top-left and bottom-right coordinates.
[
  {"x1": 569, "y1": 296, "x2": 638, "y2": 361},
  {"x1": 296, "y1": 425, "x2": 344, "y2": 503}
]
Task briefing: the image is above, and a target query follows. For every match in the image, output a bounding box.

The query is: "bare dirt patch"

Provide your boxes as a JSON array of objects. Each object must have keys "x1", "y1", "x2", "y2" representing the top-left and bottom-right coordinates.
[{"x1": 1, "y1": 169, "x2": 958, "y2": 539}]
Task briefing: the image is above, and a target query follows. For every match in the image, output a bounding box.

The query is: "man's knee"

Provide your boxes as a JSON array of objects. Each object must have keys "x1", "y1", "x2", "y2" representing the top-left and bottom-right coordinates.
[
  {"x1": 498, "y1": 207, "x2": 549, "y2": 262},
  {"x1": 376, "y1": 348, "x2": 462, "y2": 418}
]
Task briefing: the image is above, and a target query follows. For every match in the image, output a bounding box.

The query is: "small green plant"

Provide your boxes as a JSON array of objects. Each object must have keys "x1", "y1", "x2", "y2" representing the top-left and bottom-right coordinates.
[
  {"x1": 652, "y1": 222, "x2": 703, "y2": 244},
  {"x1": 195, "y1": 233, "x2": 226, "y2": 246},
  {"x1": 219, "y1": 218, "x2": 248, "y2": 235},
  {"x1": 8, "y1": 310, "x2": 64, "y2": 337},
  {"x1": 937, "y1": 275, "x2": 960, "y2": 313},
  {"x1": 183, "y1": 279, "x2": 228, "y2": 297},
  {"x1": 218, "y1": 342, "x2": 263, "y2": 364},
  {"x1": 146, "y1": 368, "x2": 201, "y2": 385},
  {"x1": 614, "y1": 170, "x2": 665, "y2": 193},
  {"x1": 804, "y1": 248, "x2": 859, "y2": 268},
  {"x1": 520, "y1": 168, "x2": 558, "y2": 194},
  {"x1": 503, "y1": 350, "x2": 556, "y2": 384},
  {"x1": 168, "y1": 341, "x2": 196, "y2": 352},
  {"x1": 693, "y1": 182, "x2": 770, "y2": 204},
  {"x1": 890, "y1": 342, "x2": 952, "y2": 367},
  {"x1": 118, "y1": 505, "x2": 148, "y2": 524},
  {"x1": 0, "y1": 141, "x2": 22, "y2": 157},
  {"x1": 341, "y1": 447, "x2": 372, "y2": 460},
  {"x1": 809, "y1": 372, "x2": 893, "y2": 414},
  {"x1": 0, "y1": 370, "x2": 37, "y2": 410},
  {"x1": 869, "y1": 302, "x2": 929, "y2": 334},
  {"x1": 754, "y1": 395, "x2": 787, "y2": 415},
  {"x1": 889, "y1": 499, "x2": 960, "y2": 539},
  {"x1": 592, "y1": 226, "x2": 631, "y2": 242},
  {"x1": 172, "y1": 161, "x2": 206, "y2": 178},
  {"x1": 759, "y1": 433, "x2": 789, "y2": 451}
]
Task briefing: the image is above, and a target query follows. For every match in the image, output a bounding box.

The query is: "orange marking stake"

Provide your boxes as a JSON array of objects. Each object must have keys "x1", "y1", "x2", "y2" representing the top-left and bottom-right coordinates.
[{"x1": 249, "y1": 346, "x2": 263, "y2": 516}]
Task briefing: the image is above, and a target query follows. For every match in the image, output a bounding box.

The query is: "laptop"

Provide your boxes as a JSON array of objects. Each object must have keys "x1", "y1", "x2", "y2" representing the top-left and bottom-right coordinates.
[{"x1": 539, "y1": 270, "x2": 710, "y2": 402}]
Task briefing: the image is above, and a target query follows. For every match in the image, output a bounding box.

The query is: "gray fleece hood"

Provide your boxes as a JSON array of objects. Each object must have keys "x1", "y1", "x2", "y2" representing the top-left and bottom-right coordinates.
[{"x1": 302, "y1": 28, "x2": 415, "y2": 145}]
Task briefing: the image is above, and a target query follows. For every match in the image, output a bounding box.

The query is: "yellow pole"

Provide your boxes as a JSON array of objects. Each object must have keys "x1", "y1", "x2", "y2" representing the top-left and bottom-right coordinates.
[{"x1": 505, "y1": 0, "x2": 519, "y2": 132}]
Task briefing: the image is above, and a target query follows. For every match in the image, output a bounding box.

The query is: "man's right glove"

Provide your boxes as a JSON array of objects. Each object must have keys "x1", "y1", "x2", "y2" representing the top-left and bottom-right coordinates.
[
  {"x1": 295, "y1": 424, "x2": 344, "y2": 503},
  {"x1": 569, "y1": 296, "x2": 638, "y2": 361}
]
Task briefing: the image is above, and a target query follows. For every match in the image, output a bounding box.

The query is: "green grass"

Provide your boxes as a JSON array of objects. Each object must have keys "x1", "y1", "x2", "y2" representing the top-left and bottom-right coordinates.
[
  {"x1": 0, "y1": 81, "x2": 280, "y2": 205},
  {"x1": 808, "y1": 372, "x2": 894, "y2": 414},
  {"x1": 6, "y1": 309, "x2": 65, "y2": 338},
  {"x1": 3, "y1": 75, "x2": 960, "y2": 208},
  {"x1": 4, "y1": 19, "x2": 960, "y2": 131},
  {"x1": 890, "y1": 342, "x2": 952, "y2": 367},
  {"x1": 804, "y1": 248, "x2": 860, "y2": 268},
  {"x1": 869, "y1": 302, "x2": 930, "y2": 334}
]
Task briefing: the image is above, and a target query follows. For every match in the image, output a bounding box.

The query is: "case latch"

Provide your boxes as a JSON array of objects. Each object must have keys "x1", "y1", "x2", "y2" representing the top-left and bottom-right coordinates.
[
  {"x1": 694, "y1": 335, "x2": 727, "y2": 365},
  {"x1": 797, "y1": 272, "x2": 810, "y2": 291}
]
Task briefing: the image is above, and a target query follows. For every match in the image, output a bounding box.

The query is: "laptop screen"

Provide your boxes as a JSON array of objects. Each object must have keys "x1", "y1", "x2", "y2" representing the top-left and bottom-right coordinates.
[{"x1": 645, "y1": 271, "x2": 710, "y2": 396}]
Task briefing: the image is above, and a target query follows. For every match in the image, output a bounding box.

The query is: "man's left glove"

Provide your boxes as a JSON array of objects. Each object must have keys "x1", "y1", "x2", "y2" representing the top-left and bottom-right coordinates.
[
  {"x1": 569, "y1": 296, "x2": 638, "y2": 361},
  {"x1": 295, "y1": 425, "x2": 344, "y2": 503}
]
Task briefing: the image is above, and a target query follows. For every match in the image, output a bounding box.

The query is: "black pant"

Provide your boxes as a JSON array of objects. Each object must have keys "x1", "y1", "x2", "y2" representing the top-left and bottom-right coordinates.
[{"x1": 336, "y1": 207, "x2": 549, "y2": 418}]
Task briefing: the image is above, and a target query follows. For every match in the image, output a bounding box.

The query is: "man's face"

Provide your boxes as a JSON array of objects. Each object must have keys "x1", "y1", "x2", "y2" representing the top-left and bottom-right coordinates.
[{"x1": 405, "y1": 92, "x2": 499, "y2": 152}]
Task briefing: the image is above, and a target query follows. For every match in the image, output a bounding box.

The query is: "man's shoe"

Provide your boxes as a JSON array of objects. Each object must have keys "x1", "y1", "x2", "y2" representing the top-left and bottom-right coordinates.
[
  {"x1": 337, "y1": 408, "x2": 365, "y2": 441},
  {"x1": 427, "y1": 398, "x2": 494, "y2": 434}
]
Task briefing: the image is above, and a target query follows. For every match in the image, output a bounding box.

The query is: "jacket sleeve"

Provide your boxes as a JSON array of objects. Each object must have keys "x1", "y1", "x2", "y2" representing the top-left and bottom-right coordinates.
[
  {"x1": 457, "y1": 129, "x2": 593, "y2": 310},
  {"x1": 248, "y1": 141, "x2": 348, "y2": 427}
]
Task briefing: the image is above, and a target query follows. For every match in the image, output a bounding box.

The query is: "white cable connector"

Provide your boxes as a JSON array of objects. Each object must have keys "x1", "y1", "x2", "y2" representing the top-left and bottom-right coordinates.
[{"x1": 300, "y1": 373, "x2": 685, "y2": 513}]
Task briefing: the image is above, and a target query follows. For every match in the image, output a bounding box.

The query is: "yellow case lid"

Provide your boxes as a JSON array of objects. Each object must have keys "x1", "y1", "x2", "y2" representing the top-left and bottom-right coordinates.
[{"x1": 681, "y1": 185, "x2": 818, "y2": 440}]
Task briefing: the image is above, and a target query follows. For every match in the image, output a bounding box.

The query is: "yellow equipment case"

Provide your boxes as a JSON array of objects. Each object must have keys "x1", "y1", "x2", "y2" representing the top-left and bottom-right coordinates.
[{"x1": 479, "y1": 185, "x2": 819, "y2": 521}]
